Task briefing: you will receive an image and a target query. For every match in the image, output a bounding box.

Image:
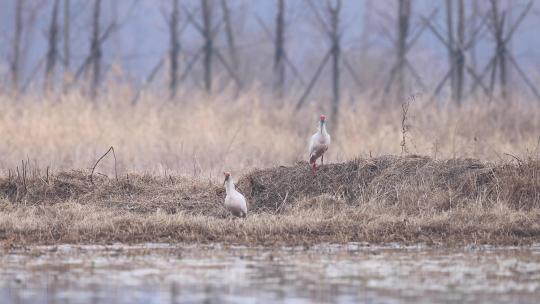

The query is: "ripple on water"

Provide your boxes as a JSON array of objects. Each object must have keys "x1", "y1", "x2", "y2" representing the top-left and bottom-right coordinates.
[{"x1": 0, "y1": 243, "x2": 539, "y2": 304}]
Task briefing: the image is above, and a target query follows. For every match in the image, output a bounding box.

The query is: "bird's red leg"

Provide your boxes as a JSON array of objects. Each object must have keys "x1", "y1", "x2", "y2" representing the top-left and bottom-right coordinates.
[{"x1": 312, "y1": 162, "x2": 317, "y2": 174}]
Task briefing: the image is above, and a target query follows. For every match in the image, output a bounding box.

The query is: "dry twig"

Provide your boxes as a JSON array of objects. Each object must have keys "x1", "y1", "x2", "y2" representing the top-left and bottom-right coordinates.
[{"x1": 90, "y1": 146, "x2": 118, "y2": 184}]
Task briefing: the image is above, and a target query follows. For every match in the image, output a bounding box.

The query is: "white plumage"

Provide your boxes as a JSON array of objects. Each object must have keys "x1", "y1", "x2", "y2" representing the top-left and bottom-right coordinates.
[
  {"x1": 309, "y1": 114, "x2": 331, "y2": 173},
  {"x1": 223, "y1": 172, "x2": 248, "y2": 218}
]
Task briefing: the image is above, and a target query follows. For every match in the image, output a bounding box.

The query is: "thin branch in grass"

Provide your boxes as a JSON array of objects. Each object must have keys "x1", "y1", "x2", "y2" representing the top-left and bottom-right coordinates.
[
  {"x1": 504, "y1": 153, "x2": 523, "y2": 167},
  {"x1": 21, "y1": 160, "x2": 27, "y2": 192},
  {"x1": 276, "y1": 191, "x2": 289, "y2": 213},
  {"x1": 90, "y1": 146, "x2": 118, "y2": 185},
  {"x1": 400, "y1": 95, "x2": 414, "y2": 155}
]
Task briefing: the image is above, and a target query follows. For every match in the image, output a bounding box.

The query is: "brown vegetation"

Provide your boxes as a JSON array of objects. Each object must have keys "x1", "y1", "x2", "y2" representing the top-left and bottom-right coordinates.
[
  {"x1": 1, "y1": 91, "x2": 540, "y2": 179},
  {"x1": 1, "y1": 155, "x2": 539, "y2": 247},
  {"x1": 1, "y1": 91, "x2": 539, "y2": 247}
]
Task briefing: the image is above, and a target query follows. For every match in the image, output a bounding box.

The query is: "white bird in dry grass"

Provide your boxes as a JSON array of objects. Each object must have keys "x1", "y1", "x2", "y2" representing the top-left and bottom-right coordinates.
[
  {"x1": 309, "y1": 114, "x2": 331, "y2": 173},
  {"x1": 223, "y1": 172, "x2": 248, "y2": 218}
]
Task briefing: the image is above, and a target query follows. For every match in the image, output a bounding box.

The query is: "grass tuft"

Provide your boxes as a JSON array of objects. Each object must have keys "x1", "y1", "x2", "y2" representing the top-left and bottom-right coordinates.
[{"x1": 1, "y1": 156, "x2": 539, "y2": 246}]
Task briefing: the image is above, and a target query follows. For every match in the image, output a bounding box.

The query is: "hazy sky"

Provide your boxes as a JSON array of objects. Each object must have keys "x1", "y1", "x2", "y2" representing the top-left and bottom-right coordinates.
[{"x1": 1, "y1": 0, "x2": 539, "y2": 89}]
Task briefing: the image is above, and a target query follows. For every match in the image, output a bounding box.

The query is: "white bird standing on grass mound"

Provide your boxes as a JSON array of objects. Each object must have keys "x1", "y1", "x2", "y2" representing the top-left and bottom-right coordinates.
[
  {"x1": 309, "y1": 114, "x2": 331, "y2": 173},
  {"x1": 223, "y1": 172, "x2": 248, "y2": 218}
]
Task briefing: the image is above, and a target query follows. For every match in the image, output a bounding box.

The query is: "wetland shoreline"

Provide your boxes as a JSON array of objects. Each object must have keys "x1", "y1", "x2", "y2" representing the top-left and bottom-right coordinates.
[{"x1": 1, "y1": 155, "x2": 540, "y2": 247}]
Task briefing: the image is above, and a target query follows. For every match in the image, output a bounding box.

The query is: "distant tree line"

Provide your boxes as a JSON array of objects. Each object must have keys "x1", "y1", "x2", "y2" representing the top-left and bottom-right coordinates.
[{"x1": 2, "y1": 0, "x2": 539, "y2": 121}]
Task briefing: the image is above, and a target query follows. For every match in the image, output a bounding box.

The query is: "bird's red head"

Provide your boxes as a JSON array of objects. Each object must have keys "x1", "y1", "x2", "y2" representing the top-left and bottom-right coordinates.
[
  {"x1": 224, "y1": 172, "x2": 231, "y2": 177},
  {"x1": 320, "y1": 114, "x2": 326, "y2": 122}
]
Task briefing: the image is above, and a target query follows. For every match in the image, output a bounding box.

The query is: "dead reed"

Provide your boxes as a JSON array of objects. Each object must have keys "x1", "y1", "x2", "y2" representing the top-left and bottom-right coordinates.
[
  {"x1": 1, "y1": 89, "x2": 540, "y2": 180},
  {"x1": 1, "y1": 156, "x2": 539, "y2": 246}
]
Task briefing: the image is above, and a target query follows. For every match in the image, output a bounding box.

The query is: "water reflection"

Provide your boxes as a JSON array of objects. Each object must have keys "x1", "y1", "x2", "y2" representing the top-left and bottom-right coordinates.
[{"x1": 0, "y1": 243, "x2": 539, "y2": 303}]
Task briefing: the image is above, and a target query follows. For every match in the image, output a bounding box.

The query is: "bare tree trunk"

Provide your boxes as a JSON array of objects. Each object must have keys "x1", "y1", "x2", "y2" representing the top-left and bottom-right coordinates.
[
  {"x1": 396, "y1": 0, "x2": 411, "y2": 100},
  {"x1": 63, "y1": 0, "x2": 71, "y2": 89},
  {"x1": 201, "y1": 0, "x2": 213, "y2": 93},
  {"x1": 488, "y1": 0, "x2": 499, "y2": 100},
  {"x1": 497, "y1": 10, "x2": 508, "y2": 99},
  {"x1": 469, "y1": 0, "x2": 478, "y2": 73},
  {"x1": 274, "y1": 0, "x2": 285, "y2": 98},
  {"x1": 90, "y1": 0, "x2": 102, "y2": 99},
  {"x1": 11, "y1": 0, "x2": 24, "y2": 92},
  {"x1": 445, "y1": 0, "x2": 455, "y2": 102},
  {"x1": 169, "y1": 0, "x2": 180, "y2": 99},
  {"x1": 221, "y1": 0, "x2": 238, "y2": 72},
  {"x1": 489, "y1": 0, "x2": 508, "y2": 100},
  {"x1": 455, "y1": 0, "x2": 465, "y2": 105},
  {"x1": 329, "y1": 0, "x2": 341, "y2": 124},
  {"x1": 44, "y1": 0, "x2": 60, "y2": 92}
]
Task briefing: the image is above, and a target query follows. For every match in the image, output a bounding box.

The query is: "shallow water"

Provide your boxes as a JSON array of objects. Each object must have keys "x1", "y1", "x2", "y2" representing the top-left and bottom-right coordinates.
[{"x1": 1, "y1": 243, "x2": 539, "y2": 304}]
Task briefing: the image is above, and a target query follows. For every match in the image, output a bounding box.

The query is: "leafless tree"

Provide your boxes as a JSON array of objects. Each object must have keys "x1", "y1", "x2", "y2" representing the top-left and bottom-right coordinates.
[
  {"x1": 422, "y1": 3, "x2": 488, "y2": 104},
  {"x1": 182, "y1": 0, "x2": 242, "y2": 93},
  {"x1": 469, "y1": 0, "x2": 479, "y2": 72},
  {"x1": 63, "y1": 0, "x2": 71, "y2": 88},
  {"x1": 488, "y1": 0, "x2": 510, "y2": 99},
  {"x1": 169, "y1": 0, "x2": 180, "y2": 99},
  {"x1": 70, "y1": 0, "x2": 137, "y2": 93},
  {"x1": 296, "y1": 0, "x2": 354, "y2": 125},
  {"x1": 3, "y1": 0, "x2": 540, "y2": 104},
  {"x1": 328, "y1": 0, "x2": 341, "y2": 123},
  {"x1": 14, "y1": 1, "x2": 49, "y2": 94},
  {"x1": 89, "y1": 0, "x2": 102, "y2": 99},
  {"x1": 455, "y1": 0, "x2": 465, "y2": 103},
  {"x1": 396, "y1": 0, "x2": 411, "y2": 100},
  {"x1": 468, "y1": 0, "x2": 539, "y2": 101},
  {"x1": 221, "y1": 0, "x2": 238, "y2": 72},
  {"x1": 445, "y1": 0, "x2": 454, "y2": 97},
  {"x1": 44, "y1": 0, "x2": 60, "y2": 91},
  {"x1": 201, "y1": 0, "x2": 213, "y2": 93},
  {"x1": 274, "y1": 0, "x2": 285, "y2": 97},
  {"x1": 254, "y1": 2, "x2": 306, "y2": 96},
  {"x1": 10, "y1": 0, "x2": 25, "y2": 92},
  {"x1": 382, "y1": 1, "x2": 431, "y2": 103},
  {"x1": 444, "y1": 0, "x2": 466, "y2": 105}
]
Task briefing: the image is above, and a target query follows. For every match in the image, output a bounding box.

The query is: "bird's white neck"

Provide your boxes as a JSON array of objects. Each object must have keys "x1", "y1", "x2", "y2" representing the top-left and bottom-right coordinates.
[
  {"x1": 225, "y1": 179, "x2": 234, "y2": 194},
  {"x1": 319, "y1": 122, "x2": 328, "y2": 136}
]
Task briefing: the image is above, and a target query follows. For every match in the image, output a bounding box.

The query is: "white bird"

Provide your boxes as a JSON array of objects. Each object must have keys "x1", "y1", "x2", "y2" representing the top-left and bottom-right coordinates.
[
  {"x1": 309, "y1": 114, "x2": 331, "y2": 173},
  {"x1": 223, "y1": 172, "x2": 248, "y2": 218}
]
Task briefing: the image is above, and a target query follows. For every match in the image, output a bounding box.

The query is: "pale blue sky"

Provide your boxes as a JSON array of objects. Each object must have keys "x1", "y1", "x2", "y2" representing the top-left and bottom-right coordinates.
[{"x1": 1, "y1": 0, "x2": 539, "y2": 91}]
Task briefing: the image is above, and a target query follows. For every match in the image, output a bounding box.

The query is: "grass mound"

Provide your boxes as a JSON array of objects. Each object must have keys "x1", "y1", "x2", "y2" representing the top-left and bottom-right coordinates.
[
  {"x1": 2, "y1": 155, "x2": 540, "y2": 213},
  {"x1": 239, "y1": 155, "x2": 539, "y2": 212},
  {"x1": 1, "y1": 155, "x2": 539, "y2": 246}
]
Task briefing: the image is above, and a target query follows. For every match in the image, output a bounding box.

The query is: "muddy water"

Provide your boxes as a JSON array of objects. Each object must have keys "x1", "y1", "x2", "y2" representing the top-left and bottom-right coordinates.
[{"x1": 0, "y1": 243, "x2": 539, "y2": 304}]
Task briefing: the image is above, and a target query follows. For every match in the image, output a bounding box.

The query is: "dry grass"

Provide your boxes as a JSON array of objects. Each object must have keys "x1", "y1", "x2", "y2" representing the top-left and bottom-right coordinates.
[
  {"x1": 1, "y1": 89, "x2": 540, "y2": 180},
  {"x1": 1, "y1": 89, "x2": 540, "y2": 246},
  {"x1": 1, "y1": 155, "x2": 539, "y2": 246}
]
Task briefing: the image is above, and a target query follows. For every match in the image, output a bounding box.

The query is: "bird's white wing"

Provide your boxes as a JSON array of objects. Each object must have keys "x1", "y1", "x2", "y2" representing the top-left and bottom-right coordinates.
[
  {"x1": 309, "y1": 132, "x2": 319, "y2": 156},
  {"x1": 225, "y1": 191, "x2": 247, "y2": 215},
  {"x1": 238, "y1": 192, "x2": 248, "y2": 213}
]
